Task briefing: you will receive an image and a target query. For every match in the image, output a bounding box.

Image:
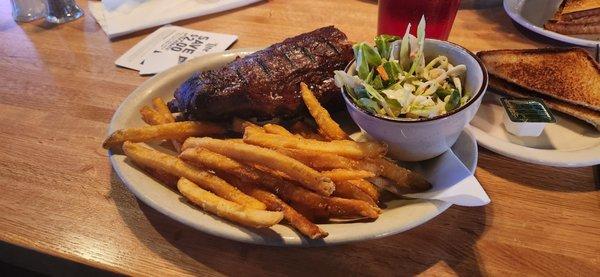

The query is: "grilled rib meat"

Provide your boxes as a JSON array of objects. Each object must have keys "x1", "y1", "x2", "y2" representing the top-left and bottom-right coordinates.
[{"x1": 169, "y1": 26, "x2": 354, "y2": 121}]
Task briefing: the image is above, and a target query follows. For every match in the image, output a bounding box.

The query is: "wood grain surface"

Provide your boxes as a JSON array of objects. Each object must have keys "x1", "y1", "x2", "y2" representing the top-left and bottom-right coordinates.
[{"x1": 0, "y1": 0, "x2": 598, "y2": 275}]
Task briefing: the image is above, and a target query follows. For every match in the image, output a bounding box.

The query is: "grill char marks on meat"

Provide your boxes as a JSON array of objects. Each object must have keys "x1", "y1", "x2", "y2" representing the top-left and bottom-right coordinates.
[{"x1": 169, "y1": 26, "x2": 354, "y2": 121}]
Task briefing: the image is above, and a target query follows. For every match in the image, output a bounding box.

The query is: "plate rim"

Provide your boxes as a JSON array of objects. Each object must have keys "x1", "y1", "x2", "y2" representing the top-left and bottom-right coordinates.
[
  {"x1": 467, "y1": 124, "x2": 600, "y2": 167},
  {"x1": 503, "y1": 0, "x2": 599, "y2": 47},
  {"x1": 107, "y1": 48, "x2": 480, "y2": 246}
]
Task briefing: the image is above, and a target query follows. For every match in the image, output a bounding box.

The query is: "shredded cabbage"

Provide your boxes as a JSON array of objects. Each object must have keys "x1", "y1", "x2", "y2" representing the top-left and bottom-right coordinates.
[{"x1": 334, "y1": 16, "x2": 469, "y2": 120}]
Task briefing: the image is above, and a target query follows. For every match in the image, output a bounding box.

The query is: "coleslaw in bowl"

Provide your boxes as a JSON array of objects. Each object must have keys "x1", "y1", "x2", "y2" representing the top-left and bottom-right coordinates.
[
  {"x1": 335, "y1": 17, "x2": 471, "y2": 120},
  {"x1": 337, "y1": 20, "x2": 488, "y2": 161}
]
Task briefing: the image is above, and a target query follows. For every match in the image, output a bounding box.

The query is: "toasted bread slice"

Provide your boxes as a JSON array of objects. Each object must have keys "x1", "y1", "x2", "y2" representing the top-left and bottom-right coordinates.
[
  {"x1": 549, "y1": 0, "x2": 600, "y2": 34},
  {"x1": 478, "y1": 48, "x2": 600, "y2": 111},
  {"x1": 489, "y1": 76, "x2": 600, "y2": 131},
  {"x1": 545, "y1": 20, "x2": 600, "y2": 34},
  {"x1": 560, "y1": 0, "x2": 600, "y2": 20},
  {"x1": 558, "y1": 14, "x2": 600, "y2": 24}
]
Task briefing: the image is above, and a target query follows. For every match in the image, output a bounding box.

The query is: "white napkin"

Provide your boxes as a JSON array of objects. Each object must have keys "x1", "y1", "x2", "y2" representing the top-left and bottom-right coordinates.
[
  {"x1": 405, "y1": 149, "x2": 490, "y2": 206},
  {"x1": 89, "y1": 0, "x2": 262, "y2": 38}
]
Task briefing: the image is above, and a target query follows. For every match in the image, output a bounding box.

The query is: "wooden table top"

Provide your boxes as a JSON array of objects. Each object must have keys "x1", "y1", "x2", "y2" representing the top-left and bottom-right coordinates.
[{"x1": 1, "y1": 0, "x2": 598, "y2": 275}]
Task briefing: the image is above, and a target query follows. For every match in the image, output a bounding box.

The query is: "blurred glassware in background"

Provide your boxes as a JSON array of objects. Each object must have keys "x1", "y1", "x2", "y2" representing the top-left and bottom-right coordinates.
[
  {"x1": 46, "y1": 0, "x2": 84, "y2": 24},
  {"x1": 11, "y1": 0, "x2": 46, "y2": 22}
]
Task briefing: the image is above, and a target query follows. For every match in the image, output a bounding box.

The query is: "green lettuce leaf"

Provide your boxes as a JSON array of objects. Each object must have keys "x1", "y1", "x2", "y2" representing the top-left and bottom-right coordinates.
[
  {"x1": 382, "y1": 60, "x2": 400, "y2": 84},
  {"x1": 360, "y1": 43, "x2": 382, "y2": 67},
  {"x1": 374, "y1": 34, "x2": 399, "y2": 60},
  {"x1": 357, "y1": 97, "x2": 381, "y2": 113},
  {"x1": 371, "y1": 75, "x2": 384, "y2": 90},
  {"x1": 355, "y1": 45, "x2": 370, "y2": 80},
  {"x1": 445, "y1": 89, "x2": 461, "y2": 112}
]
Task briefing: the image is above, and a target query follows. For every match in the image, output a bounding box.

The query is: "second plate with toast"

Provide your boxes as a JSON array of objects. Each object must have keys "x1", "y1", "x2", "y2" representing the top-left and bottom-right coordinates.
[
  {"x1": 467, "y1": 48, "x2": 600, "y2": 167},
  {"x1": 504, "y1": 0, "x2": 600, "y2": 47}
]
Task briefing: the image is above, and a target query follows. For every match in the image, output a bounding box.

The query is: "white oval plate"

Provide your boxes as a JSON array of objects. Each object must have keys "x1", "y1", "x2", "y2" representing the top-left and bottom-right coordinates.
[
  {"x1": 503, "y1": 0, "x2": 600, "y2": 47},
  {"x1": 108, "y1": 49, "x2": 478, "y2": 246},
  {"x1": 467, "y1": 92, "x2": 600, "y2": 167}
]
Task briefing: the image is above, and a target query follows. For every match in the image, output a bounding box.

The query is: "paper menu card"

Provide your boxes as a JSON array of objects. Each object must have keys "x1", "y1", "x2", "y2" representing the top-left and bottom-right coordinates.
[{"x1": 116, "y1": 25, "x2": 237, "y2": 74}]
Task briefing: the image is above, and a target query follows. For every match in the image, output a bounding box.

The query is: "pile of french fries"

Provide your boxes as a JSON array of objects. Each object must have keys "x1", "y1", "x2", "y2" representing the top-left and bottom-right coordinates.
[{"x1": 103, "y1": 82, "x2": 431, "y2": 239}]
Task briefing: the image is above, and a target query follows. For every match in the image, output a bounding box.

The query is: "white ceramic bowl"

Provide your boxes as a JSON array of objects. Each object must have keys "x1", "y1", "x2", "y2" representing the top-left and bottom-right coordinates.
[{"x1": 342, "y1": 39, "x2": 488, "y2": 161}]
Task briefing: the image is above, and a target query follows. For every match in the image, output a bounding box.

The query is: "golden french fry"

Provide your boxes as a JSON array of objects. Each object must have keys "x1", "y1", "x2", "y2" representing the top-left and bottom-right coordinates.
[
  {"x1": 245, "y1": 124, "x2": 266, "y2": 134},
  {"x1": 347, "y1": 179, "x2": 380, "y2": 202},
  {"x1": 140, "y1": 166, "x2": 179, "y2": 188},
  {"x1": 285, "y1": 201, "x2": 326, "y2": 222},
  {"x1": 254, "y1": 164, "x2": 299, "y2": 181},
  {"x1": 321, "y1": 169, "x2": 376, "y2": 181},
  {"x1": 226, "y1": 138, "x2": 245, "y2": 143},
  {"x1": 328, "y1": 196, "x2": 380, "y2": 219},
  {"x1": 300, "y1": 82, "x2": 348, "y2": 140},
  {"x1": 140, "y1": 106, "x2": 169, "y2": 125},
  {"x1": 276, "y1": 148, "x2": 382, "y2": 174},
  {"x1": 243, "y1": 127, "x2": 386, "y2": 159},
  {"x1": 249, "y1": 168, "x2": 381, "y2": 220},
  {"x1": 276, "y1": 148, "x2": 352, "y2": 169},
  {"x1": 353, "y1": 160, "x2": 384, "y2": 174},
  {"x1": 181, "y1": 147, "x2": 313, "y2": 218},
  {"x1": 407, "y1": 173, "x2": 431, "y2": 191},
  {"x1": 177, "y1": 178, "x2": 283, "y2": 228},
  {"x1": 181, "y1": 147, "x2": 251, "y2": 176},
  {"x1": 152, "y1": 97, "x2": 175, "y2": 123},
  {"x1": 139, "y1": 105, "x2": 182, "y2": 152},
  {"x1": 122, "y1": 142, "x2": 265, "y2": 210},
  {"x1": 258, "y1": 172, "x2": 380, "y2": 219},
  {"x1": 334, "y1": 180, "x2": 377, "y2": 207},
  {"x1": 150, "y1": 98, "x2": 183, "y2": 151},
  {"x1": 231, "y1": 118, "x2": 262, "y2": 133},
  {"x1": 370, "y1": 157, "x2": 408, "y2": 183},
  {"x1": 224, "y1": 175, "x2": 328, "y2": 239},
  {"x1": 180, "y1": 146, "x2": 379, "y2": 219},
  {"x1": 182, "y1": 137, "x2": 335, "y2": 196},
  {"x1": 103, "y1": 121, "x2": 225, "y2": 149},
  {"x1": 263, "y1": 123, "x2": 294, "y2": 136},
  {"x1": 370, "y1": 157, "x2": 431, "y2": 192}
]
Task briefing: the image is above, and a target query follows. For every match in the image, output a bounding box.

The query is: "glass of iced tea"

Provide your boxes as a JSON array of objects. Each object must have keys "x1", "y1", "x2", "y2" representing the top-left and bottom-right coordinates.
[{"x1": 377, "y1": 0, "x2": 461, "y2": 40}]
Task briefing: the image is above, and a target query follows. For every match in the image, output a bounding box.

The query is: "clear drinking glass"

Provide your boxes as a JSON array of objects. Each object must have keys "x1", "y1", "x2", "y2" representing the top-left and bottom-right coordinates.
[
  {"x1": 45, "y1": 0, "x2": 84, "y2": 24},
  {"x1": 11, "y1": 0, "x2": 46, "y2": 22}
]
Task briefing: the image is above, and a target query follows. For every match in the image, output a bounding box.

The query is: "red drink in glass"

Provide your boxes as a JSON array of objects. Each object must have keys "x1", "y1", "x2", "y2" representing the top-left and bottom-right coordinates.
[{"x1": 377, "y1": 0, "x2": 461, "y2": 40}]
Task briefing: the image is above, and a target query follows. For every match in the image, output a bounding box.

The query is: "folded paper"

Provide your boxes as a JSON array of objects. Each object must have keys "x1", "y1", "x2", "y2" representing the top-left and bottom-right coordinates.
[
  {"x1": 115, "y1": 25, "x2": 237, "y2": 74},
  {"x1": 89, "y1": 0, "x2": 262, "y2": 38}
]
